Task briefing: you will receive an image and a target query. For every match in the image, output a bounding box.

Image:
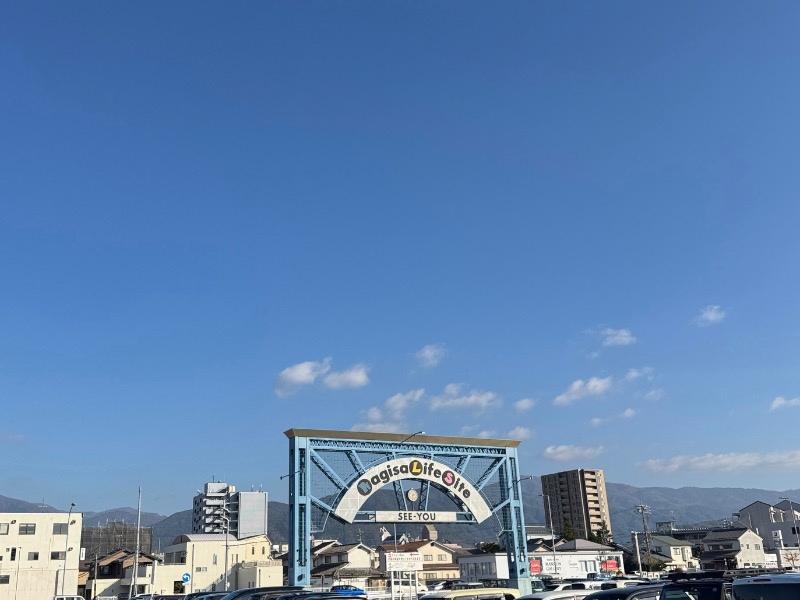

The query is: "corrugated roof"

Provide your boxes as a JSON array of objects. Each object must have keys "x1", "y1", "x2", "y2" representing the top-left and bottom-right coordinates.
[{"x1": 172, "y1": 533, "x2": 237, "y2": 543}]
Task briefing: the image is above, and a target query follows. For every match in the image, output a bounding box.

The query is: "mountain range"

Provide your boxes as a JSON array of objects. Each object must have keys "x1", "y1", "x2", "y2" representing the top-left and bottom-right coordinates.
[{"x1": 5, "y1": 479, "x2": 798, "y2": 550}]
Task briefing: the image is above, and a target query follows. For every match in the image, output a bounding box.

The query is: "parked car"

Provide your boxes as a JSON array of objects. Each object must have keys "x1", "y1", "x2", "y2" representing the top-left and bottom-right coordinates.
[
  {"x1": 330, "y1": 585, "x2": 366, "y2": 599},
  {"x1": 218, "y1": 587, "x2": 306, "y2": 600},
  {"x1": 658, "y1": 579, "x2": 731, "y2": 600},
  {"x1": 519, "y1": 589, "x2": 596, "y2": 600},
  {"x1": 419, "y1": 587, "x2": 521, "y2": 600},
  {"x1": 583, "y1": 585, "x2": 665, "y2": 600}
]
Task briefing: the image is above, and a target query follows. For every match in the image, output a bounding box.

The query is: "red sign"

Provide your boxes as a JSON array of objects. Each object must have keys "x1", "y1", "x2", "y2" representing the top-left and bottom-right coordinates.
[
  {"x1": 601, "y1": 559, "x2": 618, "y2": 571},
  {"x1": 530, "y1": 559, "x2": 542, "y2": 574}
]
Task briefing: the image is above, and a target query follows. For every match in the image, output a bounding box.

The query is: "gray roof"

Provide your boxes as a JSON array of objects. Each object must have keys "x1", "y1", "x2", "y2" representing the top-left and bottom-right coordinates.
[
  {"x1": 555, "y1": 539, "x2": 615, "y2": 552},
  {"x1": 702, "y1": 528, "x2": 748, "y2": 542},
  {"x1": 172, "y1": 533, "x2": 237, "y2": 543},
  {"x1": 651, "y1": 535, "x2": 693, "y2": 546}
]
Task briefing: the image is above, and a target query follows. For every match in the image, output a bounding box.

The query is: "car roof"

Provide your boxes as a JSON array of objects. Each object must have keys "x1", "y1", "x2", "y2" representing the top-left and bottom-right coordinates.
[{"x1": 584, "y1": 585, "x2": 665, "y2": 599}]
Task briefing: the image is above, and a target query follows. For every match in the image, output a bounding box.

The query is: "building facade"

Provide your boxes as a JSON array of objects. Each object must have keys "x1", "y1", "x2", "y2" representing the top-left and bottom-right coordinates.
[
  {"x1": 0, "y1": 511, "x2": 83, "y2": 600},
  {"x1": 192, "y1": 483, "x2": 268, "y2": 540},
  {"x1": 540, "y1": 469, "x2": 612, "y2": 541}
]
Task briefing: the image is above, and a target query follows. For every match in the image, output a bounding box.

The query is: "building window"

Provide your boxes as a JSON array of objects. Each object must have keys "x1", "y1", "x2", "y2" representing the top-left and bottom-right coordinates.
[
  {"x1": 19, "y1": 524, "x2": 36, "y2": 535},
  {"x1": 756, "y1": 544, "x2": 761, "y2": 550},
  {"x1": 213, "y1": 554, "x2": 218, "y2": 565},
  {"x1": 52, "y1": 552, "x2": 66, "y2": 560},
  {"x1": 324, "y1": 556, "x2": 331, "y2": 564},
  {"x1": 195, "y1": 567, "x2": 207, "y2": 572},
  {"x1": 53, "y1": 523, "x2": 69, "y2": 535},
  {"x1": 424, "y1": 555, "x2": 433, "y2": 561},
  {"x1": 27, "y1": 552, "x2": 39, "y2": 561},
  {"x1": 438, "y1": 554, "x2": 446, "y2": 561},
  {"x1": 0, "y1": 575, "x2": 9, "y2": 584},
  {"x1": 0, "y1": 524, "x2": 8, "y2": 535},
  {"x1": 10, "y1": 549, "x2": 16, "y2": 561}
]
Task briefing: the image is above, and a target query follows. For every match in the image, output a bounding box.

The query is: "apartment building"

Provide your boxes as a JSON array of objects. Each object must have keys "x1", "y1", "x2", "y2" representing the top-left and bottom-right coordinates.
[
  {"x1": 192, "y1": 483, "x2": 268, "y2": 540},
  {"x1": 540, "y1": 469, "x2": 612, "y2": 541},
  {"x1": 0, "y1": 511, "x2": 83, "y2": 600}
]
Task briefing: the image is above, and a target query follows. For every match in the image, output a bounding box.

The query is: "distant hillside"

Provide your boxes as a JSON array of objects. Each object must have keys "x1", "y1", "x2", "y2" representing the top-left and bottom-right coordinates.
[
  {"x1": 0, "y1": 495, "x2": 59, "y2": 513},
  {"x1": 7, "y1": 480, "x2": 800, "y2": 549}
]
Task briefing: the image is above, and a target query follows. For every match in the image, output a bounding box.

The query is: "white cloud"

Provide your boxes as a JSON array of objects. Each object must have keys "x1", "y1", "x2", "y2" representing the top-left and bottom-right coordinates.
[
  {"x1": 477, "y1": 430, "x2": 496, "y2": 438},
  {"x1": 430, "y1": 383, "x2": 502, "y2": 412},
  {"x1": 323, "y1": 364, "x2": 370, "y2": 390},
  {"x1": 544, "y1": 445, "x2": 605, "y2": 461},
  {"x1": 0, "y1": 432, "x2": 24, "y2": 443},
  {"x1": 695, "y1": 305, "x2": 727, "y2": 327},
  {"x1": 644, "y1": 389, "x2": 665, "y2": 401},
  {"x1": 515, "y1": 398, "x2": 536, "y2": 412},
  {"x1": 645, "y1": 450, "x2": 800, "y2": 473},
  {"x1": 508, "y1": 426, "x2": 532, "y2": 440},
  {"x1": 590, "y1": 408, "x2": 635, "y2": 427},
  {"x1": 602, "y1": 328, "x2": 637, "y2": 347},
  {"x1": 415, "y1": 343, "x2": 447, "y2": 368},
  {"x1": 625, "y1": 367, "x2": 653, "y2": 381},
  {"x1": 352, "y1": 388, "x2": 425, "y2": 433},
  {"x1": 553, "y1": 376, "x2": 613, "y2": 406},
  {"x1": 770, "y1": 396, "x2": 800, "y2": 411},
  {"x1": 274, "y1": 357, "x2": 332, "y2": 397}
]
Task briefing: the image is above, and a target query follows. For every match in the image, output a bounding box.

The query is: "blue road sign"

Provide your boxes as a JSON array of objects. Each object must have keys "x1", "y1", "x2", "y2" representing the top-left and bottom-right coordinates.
[{"x1": 182, "y1": 573, "x2": 191, "y2": 583}]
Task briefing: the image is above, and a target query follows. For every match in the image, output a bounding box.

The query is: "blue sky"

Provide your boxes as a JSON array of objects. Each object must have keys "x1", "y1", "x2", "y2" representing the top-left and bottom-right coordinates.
[{"x1": 2, "y1": 1, "x2": 800, "y2": 516}]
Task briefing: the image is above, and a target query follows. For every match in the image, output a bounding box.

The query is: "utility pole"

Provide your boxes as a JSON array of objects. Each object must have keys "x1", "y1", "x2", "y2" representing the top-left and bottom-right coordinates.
[
  {"x1": 635, "y1": 505, "x2": 652, "y2": 574},
  {"x1": 632, "y1": 533, "x2": 643, "y2": 575}
]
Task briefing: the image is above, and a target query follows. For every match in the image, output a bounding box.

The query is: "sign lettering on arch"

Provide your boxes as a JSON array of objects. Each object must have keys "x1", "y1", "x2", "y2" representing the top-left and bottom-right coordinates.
[{"x1": 334, "y1": 457, "x2": 493, "y2": 523}]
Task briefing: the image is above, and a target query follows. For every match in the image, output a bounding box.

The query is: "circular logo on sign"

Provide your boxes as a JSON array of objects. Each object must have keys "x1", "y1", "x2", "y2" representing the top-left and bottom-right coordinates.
[
  {"x1": 409, "y1": 459, "x2": 423, "y2": 475},
  {"x1": 441, "y1": 470, "x2": 455, "y2": 486},
  {"x1": 357, "y1": 479, "x2": 373, "y2": 496}
]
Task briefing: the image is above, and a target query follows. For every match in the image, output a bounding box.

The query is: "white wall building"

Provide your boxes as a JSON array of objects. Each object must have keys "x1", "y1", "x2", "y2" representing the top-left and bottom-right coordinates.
[
  {"x1": 0, "y1": 511, "x2": 83, "y2": 600},
  {"x1": 156, "y1": 534, "x2": 280, "y2": 594},
  {"x1": 192, "y1": 483, "x2": 268, "y2": 540}
]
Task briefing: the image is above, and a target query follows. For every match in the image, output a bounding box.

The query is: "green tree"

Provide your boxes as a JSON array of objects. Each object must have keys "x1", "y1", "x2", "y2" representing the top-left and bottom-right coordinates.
[
  {"x1": 562, "y1": 519, "x2": 577, "y2": 541},
  {"x1": 595, "y1": 520, "x2": 612, "y2": 546}
]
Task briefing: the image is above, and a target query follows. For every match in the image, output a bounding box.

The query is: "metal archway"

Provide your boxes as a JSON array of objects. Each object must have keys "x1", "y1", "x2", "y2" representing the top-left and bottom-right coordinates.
[{"x1": 285, "y1": 429, "x2": 532, "y2": 593}]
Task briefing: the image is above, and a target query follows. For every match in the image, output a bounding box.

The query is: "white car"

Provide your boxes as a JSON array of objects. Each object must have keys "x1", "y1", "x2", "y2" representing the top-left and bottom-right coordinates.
[{"x1": 520, "y1": 589, "x2": 596, "y2": 600}]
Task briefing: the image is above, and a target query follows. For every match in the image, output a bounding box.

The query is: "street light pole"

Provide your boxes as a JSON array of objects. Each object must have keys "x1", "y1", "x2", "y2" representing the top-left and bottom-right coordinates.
[
  {"x1": 61, "y1": 503, "x2": 75, "y2": 595},
  {"x1": 540, "y1": 494, "x2": 558, "y2": 576}
]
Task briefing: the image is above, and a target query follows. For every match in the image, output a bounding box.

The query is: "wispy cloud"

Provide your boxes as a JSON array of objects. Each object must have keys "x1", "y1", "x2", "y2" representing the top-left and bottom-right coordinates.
[
  {"x1": 590, "y1": 408, "x2": 636, "y2": 427},
  {"x1": 544, "y1": 445, "x2": 604, "y2": 461},
  {"x1": 602, "y1": 328, "x2": 637, "y2": 347},
  {"x1": 0, "y1": 432, "x2": 24, "y2": 443},
  {"x1": 695, "y1": 305, "x2": 727, "y2": 327},
  {"x1": 415, "y1": 343, "x2": 447, "y2": 368},
  {"x1": 770, "y1": 396, "x2": 800, "y2": 411},
  {"x1": 644, "y1": 388, "x2": 665, "y2": 401},
  {"x1": 645, "y1": 450, "x2": 800, "y2": 472},
  {"x1": 430, "y1": 383, "x2": 501, "y2": 412},
  {"x1": 274, "y1": 357, "x2": 332, "y2": 397},
  {"x1": 515, "y1": 398, "x2": 536, "y2": 412},
  {"x1": 553, "y1": 376, "x2": 613, "y2": 406},
  {"x1": 477, "y1": 430, "x2": 496, "y2": 438},
  {"x1": 508, "y1": 426, "x2": 532, "y2": 440},
  {"x1": 323, "y1": 364, "x2": 370, "y2": 390},
  {"x1": 352, "y1": 389, "x2": 425, "y2": 433},
  {"x1": 625, "y1": 367, "x2": 653, "y2": 381}
]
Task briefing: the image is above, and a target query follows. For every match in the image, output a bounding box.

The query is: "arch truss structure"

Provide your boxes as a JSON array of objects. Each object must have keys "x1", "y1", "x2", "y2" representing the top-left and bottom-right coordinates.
[{"x1": 284, "y1": 429, "x2": 532, "y2": 593}]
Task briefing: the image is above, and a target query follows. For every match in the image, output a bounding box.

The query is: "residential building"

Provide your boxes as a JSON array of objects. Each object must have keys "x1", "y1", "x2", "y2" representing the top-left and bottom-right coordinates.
[
  {"x1": 310, "y1": 542, "x2": 380, "y2": 589},
  {"x1": 376, "y1": 540, "x2": 467, "y2": 584},
  {"x1": 735, "y1": 500, "x2": 800, "y2": 551},
  {"x1": 82, "y1": 549, "x2": 159, "y2": 600},
  {"x1": 540, "y1": 469, "x2": 612, "y2": 541},
  {"x1": 0, "y1": 511, "x2": 84, "y2": 599},
  {"x1": 648, "y1": 535, "x2": 699, "y2": 571},
  {"x1": 192, "y1": 483, "x2": 268, "y2": 540},
  {"x1": 699, "y1": 527, "x2": 766, "y2": 570}
]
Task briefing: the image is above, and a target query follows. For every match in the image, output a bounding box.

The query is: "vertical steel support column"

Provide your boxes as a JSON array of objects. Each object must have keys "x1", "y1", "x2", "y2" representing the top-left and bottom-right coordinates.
[
  {"x1": 288, "y1": 435, "x2": 311, "y2": 585},
  {"x1": 506, "y1": 449, "x2": 532, "y2": 595}
]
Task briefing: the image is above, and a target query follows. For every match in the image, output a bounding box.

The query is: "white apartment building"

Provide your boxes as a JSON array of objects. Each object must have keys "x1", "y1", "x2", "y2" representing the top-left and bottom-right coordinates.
[
  {"x1": 541, "y1": 469, "x2": 613, "y2": 542},
  {"x1": 158, "y1": 534, "x2": 280, "y2": 594},
  {"x1": 192, "y1": 483, "x2": 268, "y2": 540},
  {"x1": 0, "y1": 511, "x2": 83, "y2": 600}
]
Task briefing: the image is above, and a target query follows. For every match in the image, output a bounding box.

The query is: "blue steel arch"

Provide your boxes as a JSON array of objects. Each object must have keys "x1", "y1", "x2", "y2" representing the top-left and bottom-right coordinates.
[{"x1": 284, "y1": 429, "x2": 532, "y2": 594}]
